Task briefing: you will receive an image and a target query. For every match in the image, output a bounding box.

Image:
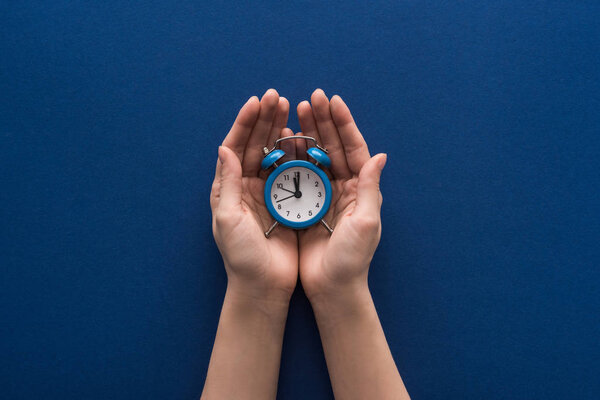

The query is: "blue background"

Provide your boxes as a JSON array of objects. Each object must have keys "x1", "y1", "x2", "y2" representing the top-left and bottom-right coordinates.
[{"x1": 1, "y1": 1, "x2": 599, "y2": 399}]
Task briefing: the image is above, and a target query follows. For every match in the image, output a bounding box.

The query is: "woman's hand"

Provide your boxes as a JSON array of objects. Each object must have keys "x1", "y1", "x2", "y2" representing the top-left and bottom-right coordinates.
[
  {"x1": 210, "y1": 89, "x2": 298, "y2": 305},
  {"x1": 293, "y1": 90, "x2": 408, "y2": 400},
  {"x1": 204, "y1": 89, "x2": 298, "y2": 400},
  {"x1": 295, "y1": 89, "x2": 387, "y2": 303}
]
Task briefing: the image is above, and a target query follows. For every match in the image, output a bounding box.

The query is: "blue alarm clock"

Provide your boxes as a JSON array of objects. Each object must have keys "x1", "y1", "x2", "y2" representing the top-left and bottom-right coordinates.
[{"x1": 261, "y1": 136, "x2": 333, "y2": 237}]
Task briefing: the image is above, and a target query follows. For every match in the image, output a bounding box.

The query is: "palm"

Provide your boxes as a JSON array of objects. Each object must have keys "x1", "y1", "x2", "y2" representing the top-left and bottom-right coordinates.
[
  {"x1": 231, "y1": 176, "x2": 297, "y2": 291},
  {"x1": 298, "y1": 176, "x2": 374, "y2": 295}
]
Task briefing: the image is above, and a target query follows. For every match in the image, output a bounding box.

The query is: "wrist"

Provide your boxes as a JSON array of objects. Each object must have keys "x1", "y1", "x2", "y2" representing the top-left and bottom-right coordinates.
[
  {"x1": 225, "y1": 281, "x2": 291, "y2": 318},
  {"x1": 224, "y1": 259, "x2": 296, "y2": 306},
  {"x1": 308, "y1": 280, "x2": 373, "y2": 324},
  {"x1": 303, "y1": 265, "x2": 371, "y2": 306}
]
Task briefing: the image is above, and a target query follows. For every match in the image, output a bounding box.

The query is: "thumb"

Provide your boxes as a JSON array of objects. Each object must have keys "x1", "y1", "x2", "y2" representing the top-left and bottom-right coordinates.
[
  {"x1": 217, "y1": 146, "x2": 243, "y2": 211},
  {"x1": 355, "y1": 153, "x2": 387, "y2": 216}
]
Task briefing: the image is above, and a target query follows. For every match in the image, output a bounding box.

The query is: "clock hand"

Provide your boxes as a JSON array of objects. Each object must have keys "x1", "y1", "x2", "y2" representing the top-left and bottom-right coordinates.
[
  {"x1": 279, "y1": 187, "x2": 296, "y2": 195},
  {"x1": 294, "y1": 172, "x2": 302, "y2": 198},
  {"x1": 276, "y1": 194, "x2": 295, "y2": 203},
  {"x1": 293, "y1": 174, "x2": 299, "y2": 193}
]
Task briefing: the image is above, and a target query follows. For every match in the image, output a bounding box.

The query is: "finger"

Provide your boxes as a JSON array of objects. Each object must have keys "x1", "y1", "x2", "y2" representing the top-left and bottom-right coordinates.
[
  {"x1": 217, "y1": 146, "x2": 243, "y2": 212},
  {"x1": 295, "y1": 131, "x2": 307, "y2": 161},
  {"x1": 210, "y1": 155, "x2": 221, "y2": 211},
  {"x1": 330, "y1": 95, "x2": 371, "y2": 174},
  {"x1": 310, "y1": 89, "x2": 352, "y2": 179},
  {"x1": 242, "y1": 89, "x2": 280, "y2": 176},
  {"x1": 355, "y1": 153, "x2": 387, "y2": 217},
  {"x1": 222, "y1": 96, "x2": 260, "y2": 161},
  {"x1": 297, "y1": 100, "x2": 321, "y2": 144},
  {"x1": 280, "y1": 128, "x2": 296, "y2": 162},
  {"x1": 266, "y1": 97, "x2": 290, "y2": 149}
]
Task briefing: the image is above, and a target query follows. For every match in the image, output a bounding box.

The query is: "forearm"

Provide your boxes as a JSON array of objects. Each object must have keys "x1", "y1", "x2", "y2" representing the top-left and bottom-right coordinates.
[
  {"x1": 310, "y1": 282, "x2": 410, "y2": 400},
  {"x1": 201, "y1": 286, "x2": 289, "y2": 400}
]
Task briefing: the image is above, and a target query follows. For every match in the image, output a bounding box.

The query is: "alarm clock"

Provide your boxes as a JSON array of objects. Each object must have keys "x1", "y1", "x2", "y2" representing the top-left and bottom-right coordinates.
[{"x1": 261, "y1": 136, "x2": 334, "y2": 237}]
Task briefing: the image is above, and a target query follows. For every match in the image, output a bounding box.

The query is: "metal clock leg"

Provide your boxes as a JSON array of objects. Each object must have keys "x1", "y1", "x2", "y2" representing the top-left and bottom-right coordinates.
[
  {"x1": 264, "y1": 220, "x2": 279, "y2": 238},
  {"x1": 320, "y1": 219, "x2": 334, "y2": 234}
]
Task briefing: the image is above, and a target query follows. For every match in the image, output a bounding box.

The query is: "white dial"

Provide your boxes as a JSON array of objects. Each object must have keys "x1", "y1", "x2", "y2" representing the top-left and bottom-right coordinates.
[{"x1": 269, "y1": 166, "x2": 326, "y2": 223}]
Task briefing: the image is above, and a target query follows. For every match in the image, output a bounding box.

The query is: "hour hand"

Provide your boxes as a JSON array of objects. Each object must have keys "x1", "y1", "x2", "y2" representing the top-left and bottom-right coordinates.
[
  {"x1": 293, "y1": 172, "x2": 300, "y2": 192},
  {"x1": 280, "y1": 187, "x2": 296, "y2": 195}
]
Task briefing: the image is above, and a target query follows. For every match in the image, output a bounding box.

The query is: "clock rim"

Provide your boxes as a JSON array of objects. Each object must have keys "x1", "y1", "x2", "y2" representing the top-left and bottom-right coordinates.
[{"x1": 263, "y1": 160, "x2": 332, "y2": 229}]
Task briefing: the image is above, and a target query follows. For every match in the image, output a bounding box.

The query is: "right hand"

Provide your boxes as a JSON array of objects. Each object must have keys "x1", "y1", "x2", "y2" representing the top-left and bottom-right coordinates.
[{"x1": 210, "y1": 89, "x2": 298, "y2": 305}]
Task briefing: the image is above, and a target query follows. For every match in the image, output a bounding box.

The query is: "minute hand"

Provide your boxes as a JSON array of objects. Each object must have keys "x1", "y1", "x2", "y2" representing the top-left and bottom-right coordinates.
[
  {"x1": 294, "y1": 172, "x2": 300, "y2": 192},
  {"x1": 276, "y1": 194, "x2": 295, "y2": 203}
]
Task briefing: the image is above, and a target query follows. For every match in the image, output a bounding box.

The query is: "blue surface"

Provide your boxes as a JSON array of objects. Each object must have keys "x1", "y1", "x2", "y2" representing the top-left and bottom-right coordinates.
[
  {"x1": 264, "y1": 160, "x2": 332, "y2": 229},
  {"x1": 1, "y1": 1, "x2": 599, "y2": 399}
]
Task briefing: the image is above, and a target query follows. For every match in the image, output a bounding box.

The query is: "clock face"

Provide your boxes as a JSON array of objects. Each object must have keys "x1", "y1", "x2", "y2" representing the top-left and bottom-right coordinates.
[{"x1": 267, "y1": 163, "x2": 330, "y2": 227}]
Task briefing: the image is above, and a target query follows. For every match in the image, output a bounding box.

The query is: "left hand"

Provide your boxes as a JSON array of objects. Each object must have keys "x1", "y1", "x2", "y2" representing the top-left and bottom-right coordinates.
[{"x1": 294, "y1": 89, "x2": 387, "y2": 303}]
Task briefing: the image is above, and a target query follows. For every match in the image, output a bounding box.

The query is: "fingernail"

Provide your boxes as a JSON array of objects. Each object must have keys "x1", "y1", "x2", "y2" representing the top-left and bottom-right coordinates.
[
  {"x1": 331, "y1": 94, "x2": 345, "y2": 106},
  {"x1": 378, "y1": 153, "x2": 388, "y2": 169},
  {"x1": 313, "y1": 88, "x2": 326, "y2": 97},
  {"x1": 262, "y1": 88, "x2": 278, "y2": 99},
  {"x1": 330, "y1": 95, "x2": 340, "y2": 110}
]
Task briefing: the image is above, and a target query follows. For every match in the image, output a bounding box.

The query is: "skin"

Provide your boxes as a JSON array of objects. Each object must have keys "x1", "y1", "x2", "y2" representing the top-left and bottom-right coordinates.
[
  {"x1": 296, "y1": 89, "x2": 410, "y2": 400},
  {"x1": 202, "y1": 88, "x2": 410, "y2": 400},
  {"x1": 203, "y1": 89, "x2": 296, "y2": 400},
  {"x1": 209, "y1": 89, "x2": 297, "y2": 304}
]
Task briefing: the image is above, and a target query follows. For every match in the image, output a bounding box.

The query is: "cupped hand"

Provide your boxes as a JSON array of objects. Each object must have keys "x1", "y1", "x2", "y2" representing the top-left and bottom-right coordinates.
[
  {"x1": 210, "y1": 89, "x2": 298, "y2": 304},
  {"x1": 295, "y1": 89, "x2": 387, "y2": 302}
]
